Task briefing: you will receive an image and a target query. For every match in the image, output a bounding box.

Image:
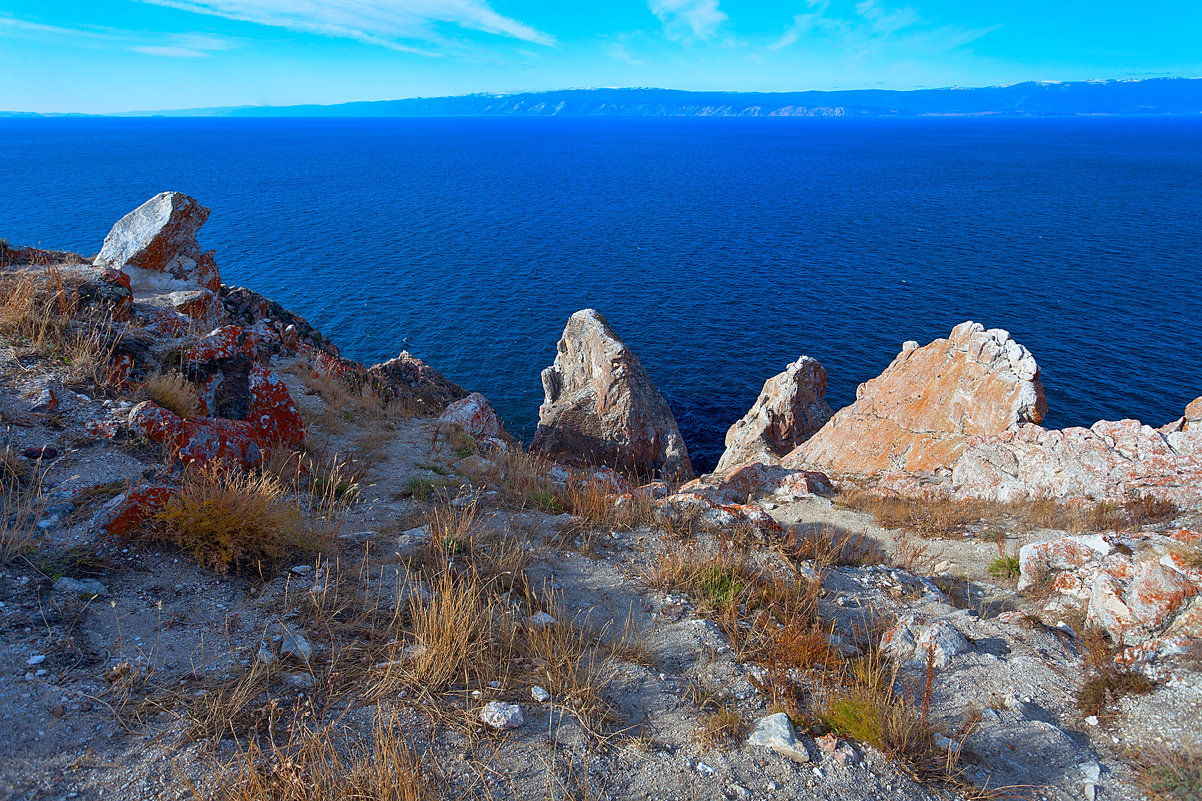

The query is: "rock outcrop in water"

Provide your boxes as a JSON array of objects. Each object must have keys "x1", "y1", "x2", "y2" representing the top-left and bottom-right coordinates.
[
  {"x1": 715, "y1": 355, "x2": 832, "y2": 475},
  {"x1": 784, "y1": 322, "x2": 1046, "y2": 477},
  {"x1": 532, "y1": 309, "x2": 693, "y2": 480}
]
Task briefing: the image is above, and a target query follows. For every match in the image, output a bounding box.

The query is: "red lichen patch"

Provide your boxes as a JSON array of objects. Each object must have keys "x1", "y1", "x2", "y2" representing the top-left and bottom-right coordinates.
[
  {"x1": 107, "y1": 354, "x2": 135, "y2": 388},
  {"x1": 176, "y1": 417, "x2": 263, "y2": 470},
  {"x1": 130, "y1": 400, "x2": 186, "y2": 444},
  {"x1": 186, "y1": 324, "x2": 261, "y2": 365},
  {"x1": 246, "y1": 364, "x2": 304, "y2": 449},
  {"x1": 193, "y1": 252, "x2": 221, "y2": 293},
  {"x1": 1167, "y1": 529, "x2": 1202, "y2": 546},
  {"x1": 99, "y1": 485, "x2": 177, "y2": 538},
  {"x1": 85, "y1": 420, "x2": 119, "y2": 439}
]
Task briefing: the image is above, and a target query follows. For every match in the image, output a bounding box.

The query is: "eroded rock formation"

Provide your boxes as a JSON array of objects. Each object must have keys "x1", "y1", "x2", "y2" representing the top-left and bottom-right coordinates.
[
  {"x1": 784, "y1": 322, "x2": 1046, "y2": 476},
  {"x1": 532, "y1": 309, "x2": 693, "y2": 480},
  {"x1": 952, "y1": 399, "x2": 1202, "y2": 508},
  {"x1": 714, "y1": 355, "x2": 832, "y2": 475}
]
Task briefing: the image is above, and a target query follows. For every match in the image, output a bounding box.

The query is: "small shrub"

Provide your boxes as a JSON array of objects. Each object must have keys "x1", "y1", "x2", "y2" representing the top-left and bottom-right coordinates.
[
  {"x1": 696, "y1": 705, "x2": 745, "y2": 748},
  {"x1": 1074, "y1": 627, "x2": 1156, "y2": 717},
  {"x1": 149, "y1": 464, "x2": 307, "y2": 573},
  {"x1": 700, "y1": 567, "x2": 745, "y2": 606},
  {"x1": 1139, "y1": 741, "x2": 1202, "y2": 801},
  {"x1": 142, "y1": 372, "x2": 202, "y2": 419},
  {"x1": 405, "y1": 477, "x2": 448, "y2": 502},
  {"x1": 527, "y1": 488, "x2": 564, "y2": 513},
  {"x1": 987, "y1": 555, "x2": 1021, "y2": 580}
]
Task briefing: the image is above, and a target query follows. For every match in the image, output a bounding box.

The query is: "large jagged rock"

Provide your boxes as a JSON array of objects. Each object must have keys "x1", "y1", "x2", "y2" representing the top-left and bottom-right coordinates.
[
  {"x1": 366, "y1": 351, "x2": 466, "y2": 415},
  {"x1": 952, "y1": 402, "x2": 1202, "y2": 508},
  {"x1": 94, "y1": 192, "x2": 222, "y2": 320},
  {"x1": 784, "y1": 322, "x2": 1046, "y2": 477},
  {"x1": 532, "y1": 309, "x2": 693, "y2": 481},
  {"x1": 715, "y1": 355, "x2": 832, "y2": 474}
]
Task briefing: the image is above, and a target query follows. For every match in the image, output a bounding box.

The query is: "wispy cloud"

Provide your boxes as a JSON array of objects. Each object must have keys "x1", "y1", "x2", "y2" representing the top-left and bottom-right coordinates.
[
  {"x1": 136, "y1": 0, "x2": 555, "y2": 52},
  {"x1": 648, "y1": 0, "x2": 727, "y2": 41},
  {"x1": 0, "y1": 14, "x2": 235, "y2": 57},
  {"x1": 770, "y1": 0, "x2": 995, "y2": 56}
]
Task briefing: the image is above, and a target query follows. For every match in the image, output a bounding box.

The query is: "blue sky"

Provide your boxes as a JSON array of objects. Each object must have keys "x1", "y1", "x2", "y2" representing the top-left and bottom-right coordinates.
[{"x1": 2, "y1": 0, "x2": 1200, "y2": 112}]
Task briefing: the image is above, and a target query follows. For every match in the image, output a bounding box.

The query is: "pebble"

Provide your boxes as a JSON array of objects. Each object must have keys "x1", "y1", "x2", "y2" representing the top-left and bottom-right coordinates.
[
  {"x1": 27, "y1": 655, "x2": 46, "y2": 666},
  {"x1": 531, "y1": 686, "x2": 550, "y2": 703}
]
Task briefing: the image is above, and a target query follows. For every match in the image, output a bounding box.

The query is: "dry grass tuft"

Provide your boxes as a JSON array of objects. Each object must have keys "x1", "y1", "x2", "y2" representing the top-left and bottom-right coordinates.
[
  {"x1": 0, "y1": 451, "x2": 45, "y2": 564},
  {"x1": 142, "y1": 372, "x2": 202, "y2": 419},
  {"x1": 837, "y1": 486, "x2": 1180, "y2": 538},
  {"x1": 0, "y1": 267, "x2": 120, "y2": 387},
  {"x1": 146, "y1": 463, "x2": 312, "y2": 573},
  {"x1": 696, "y1": 705, "x2": 745, "y2": 749},
  {"x1": 781, "y1": 524, "x2": 884, "y2": 569},
  {"x1": 217, "y1": 709, "x2": 439, "y2": 801}
]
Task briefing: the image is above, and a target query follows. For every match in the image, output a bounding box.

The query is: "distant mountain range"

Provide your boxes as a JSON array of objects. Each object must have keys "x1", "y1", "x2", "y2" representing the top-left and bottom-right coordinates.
[{"x1": 5, "y1": 78, "x2": 1202, "y2": 118}]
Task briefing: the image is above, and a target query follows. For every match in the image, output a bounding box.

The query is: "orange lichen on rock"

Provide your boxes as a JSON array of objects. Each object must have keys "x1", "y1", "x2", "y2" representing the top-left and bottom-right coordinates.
[{"x1": 784, "y1": 322, "x2": 1045, "y2": 477}]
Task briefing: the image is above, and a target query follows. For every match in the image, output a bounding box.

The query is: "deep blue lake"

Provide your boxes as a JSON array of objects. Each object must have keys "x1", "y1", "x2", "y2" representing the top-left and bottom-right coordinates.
[{"x1": 1, "y1": 117, "x2": 1199, "y2": 470}]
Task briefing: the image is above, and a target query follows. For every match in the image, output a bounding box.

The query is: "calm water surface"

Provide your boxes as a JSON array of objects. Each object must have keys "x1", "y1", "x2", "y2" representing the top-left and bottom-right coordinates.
[{"x1": 1, "y1": 117, "x2": 1199, "y2": 469}]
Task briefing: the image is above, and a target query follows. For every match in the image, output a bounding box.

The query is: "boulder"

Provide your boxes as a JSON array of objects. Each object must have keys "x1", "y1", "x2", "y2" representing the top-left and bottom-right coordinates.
[
  {"x1": 681, "y1": 462, "x2": 831, "y2": 504},
  {"x1": 532, "y1": 309, "x2": 693, "y2": 481},
  {"x1": 97, "y1": 485, "x2": 178, "y2": 538},
  {"x1": 130, "y1": 400, "x2": 264, "y2": 470},
  {"x1": 784, "y1": 322, "x2": 1046, "y2": 477},
  {"x1": 880, "y1": 614, "x2": 970, "y2": 668},
  {"x1": 438, "y1": 392, "x2": 504, "y2": 440},
  {"x1": 94, "y1": 192, "x2": 221, "y2": 319},
  {"x1": 1019, "y1": 532, "x2": 1202, "y2": 650},
  {"x1": 715, "y1": 355, "x2": 832, "y2": 474}
]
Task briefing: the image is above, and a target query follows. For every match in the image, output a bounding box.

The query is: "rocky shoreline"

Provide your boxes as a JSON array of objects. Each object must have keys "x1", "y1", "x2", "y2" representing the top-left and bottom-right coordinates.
[{"x1": 0, "y1": 193, "x2": 1198, "y2": 801}]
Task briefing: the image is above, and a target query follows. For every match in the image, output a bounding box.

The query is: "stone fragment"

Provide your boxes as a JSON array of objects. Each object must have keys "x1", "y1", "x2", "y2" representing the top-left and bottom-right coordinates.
[
  {"x1": 278, "y1": 626, "x2": 312, "y2": 663},
  {"x1": 785, "y1": 322, "x2": 1046, "y2": 477},
  {"x1": 531, "y1": 686, "x2": 551, "y2": 703},
  {"x1": 479, "y1": 701, "x2": 524, "y2": 730},
  {"x1": 880, "y1": 615, "x2": 970, "y2": 667},
  {"x1": 97, "y1": 485, "x2": 177, "y2": 538},
  {"x1": 745, "y1": 712, "x2": 811, "y2": 763},
  {"x1": 54, "y1": 577, "x2": 109, "y2": 597},
  {"x1": 532, "y1": 309, "x2": 693, "y2": 481},
  {"x1": 716, "y1": 355, "x2": 832, "y2": 474},
  {"x1": 439, "y1": 392, "x2": 504, "y2": 439}
]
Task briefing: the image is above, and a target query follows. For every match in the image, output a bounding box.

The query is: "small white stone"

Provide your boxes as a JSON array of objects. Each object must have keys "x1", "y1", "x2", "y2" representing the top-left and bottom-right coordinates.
[
  {"x1": 479, "y1": 701, "x2": 524, "y2": 731},
  {"x1": 531, "y1": 686, "x2": 551, "y2": 702},
  {"x1": 27, "y1": 655, "x2": 46, "y2": 666}
]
